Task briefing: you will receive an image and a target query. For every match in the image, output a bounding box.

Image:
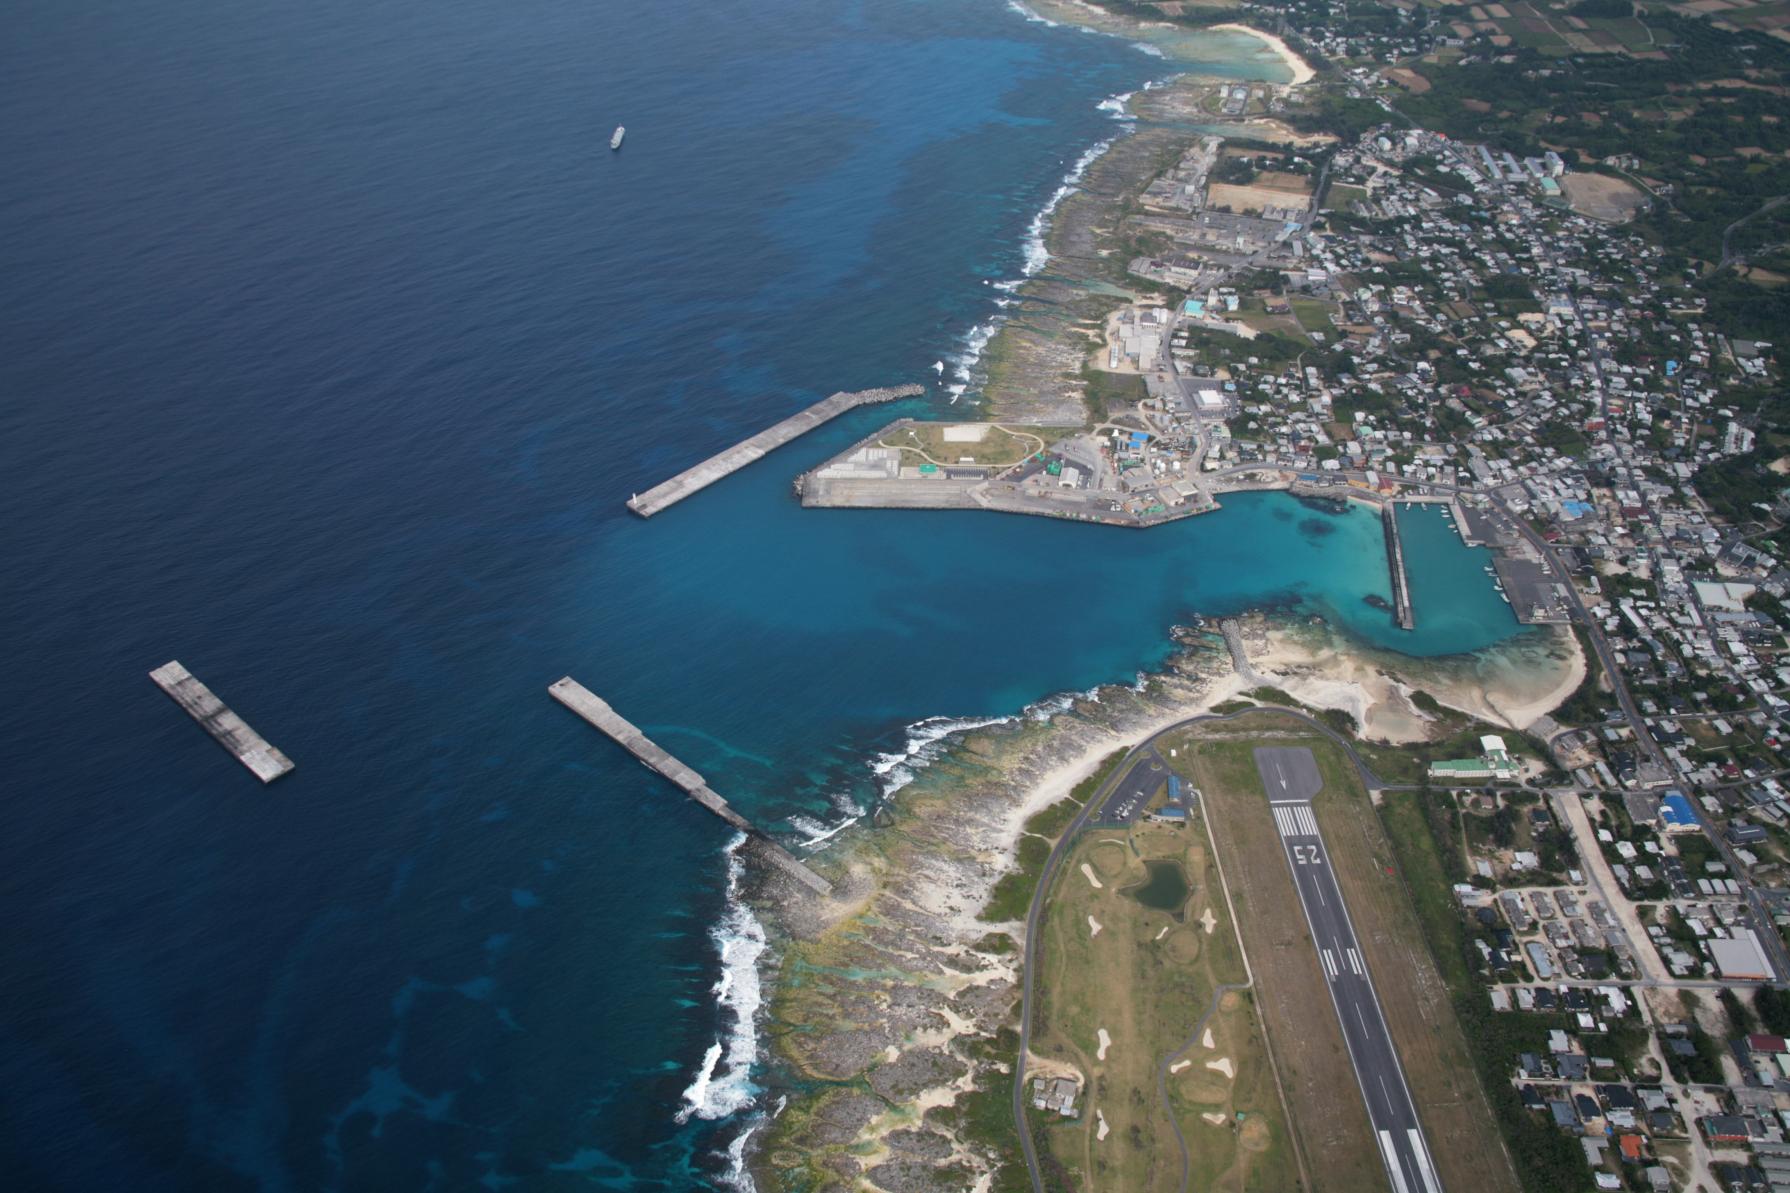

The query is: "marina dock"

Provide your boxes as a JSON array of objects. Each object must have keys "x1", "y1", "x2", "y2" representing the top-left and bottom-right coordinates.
[
  {"x1": 149, "y1": 661, "x2": 294, "y2": 783},
  {"x1": 549, "y1": 678, "x2": 833, "y2": 895},
  {"x1": 1382, "y1": 503, "x2": 1416, "y2": 631},
  {"x1": 627, "y1": 385, "x2": 924, "y2": 517}
]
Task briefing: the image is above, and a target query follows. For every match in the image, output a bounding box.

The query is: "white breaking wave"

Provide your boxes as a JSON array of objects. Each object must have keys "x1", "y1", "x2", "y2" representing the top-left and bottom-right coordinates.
[
  {"x1": 1022, "y1": 135, "x2": 1114, "y2": 277},
  {"x1": 946, "y1": 77, "x2": 1142, "y2": 402},
  {"x1": 1132, "y1": 41, "x2": 1165, "y2": 57},
  {"x1": 871, "y1": 713, "x2": 1015, "y2": 797},
  {"x1": 787, "y1": 811, "x2": 863, "y2": 848},
  {"x1": 718, "y1": 1108, "x2": 768, "y2": 1193},
  {"x1": 1097, "y1": 91, "x2": 1135, "y2": 118},
  {"x1": 676, "y1": 834, "x2": 767, "y2": 1125},
  {"x1": 946, "y1": 318, "x2": 1003, "y2": 403},
  {"x1": 1006, "y1": 0, "x2": 1060, "y2": 26}
]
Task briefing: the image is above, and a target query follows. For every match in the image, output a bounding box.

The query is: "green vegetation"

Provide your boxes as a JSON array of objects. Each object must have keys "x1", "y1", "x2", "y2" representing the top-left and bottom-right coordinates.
[
  {"x1": 930, "y1": 1027, "x2": 1034, "y2": 1193},
  {"x1": 1554, "y1": 624, "x2": 1611, "y2": 725},
  {"x1": 1031, "y1": 816, "x2": 1293, "y2": 1193},
  {"x1": 1379, "y1": 786, "x2": 1602, "y2": 1192},
  {"x1": 1080, "y1": 366, "x2": 1149, "y2": 424},
  {"x1": 1758, "y1": 986, "x2": 1790, "y2": 1036},
  {"x1": 980, "y1": 750, "x2": 1124, "y2": 922}
]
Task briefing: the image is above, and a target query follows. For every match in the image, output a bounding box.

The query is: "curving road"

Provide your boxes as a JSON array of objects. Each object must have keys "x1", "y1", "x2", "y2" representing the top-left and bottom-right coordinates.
[{"x1": 1010, "y1": 707, "x2": 1384, "y2": 1193}]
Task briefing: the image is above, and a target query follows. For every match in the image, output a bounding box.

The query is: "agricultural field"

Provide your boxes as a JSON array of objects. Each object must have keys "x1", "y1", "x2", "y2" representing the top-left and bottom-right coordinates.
[{"x1": 1030, "y1": 812, "x2": 1298, "y2": 1193}]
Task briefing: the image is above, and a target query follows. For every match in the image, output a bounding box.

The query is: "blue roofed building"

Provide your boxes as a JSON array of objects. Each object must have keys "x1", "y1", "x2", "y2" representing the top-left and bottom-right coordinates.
[{"x1": 1660, "y1": 792, "x2": 1699, "y2": 835}]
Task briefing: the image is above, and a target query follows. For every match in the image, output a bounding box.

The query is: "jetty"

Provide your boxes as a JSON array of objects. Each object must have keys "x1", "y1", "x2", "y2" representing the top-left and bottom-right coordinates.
[
  {"x1": 627, "y1": 385, "x2": 924, "y2": 517},
  {"x1": 1218, "y1": 619, "x2": 1264, "y2": 686},
  {"x1": 149, "y1": 661, "x2": 295, "y2": 783},
  {"x1": 549, "y1": 678, "x2": 833, "y2": 895},
  {"x1": 1382, "y1": 502, "x2": 1416, "y2": 631}
]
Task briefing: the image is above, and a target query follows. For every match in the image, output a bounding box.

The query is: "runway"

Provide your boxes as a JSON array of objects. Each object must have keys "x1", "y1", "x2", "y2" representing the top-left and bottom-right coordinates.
[{"x1": 1255, "y1": 747, "x2": 1443, "y2": 1193}]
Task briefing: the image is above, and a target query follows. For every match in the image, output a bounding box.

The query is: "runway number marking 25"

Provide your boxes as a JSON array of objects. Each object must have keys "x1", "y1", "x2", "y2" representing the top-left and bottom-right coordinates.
[{"x1": 1292, "y1": 845, "x2": 1320, "y2": 865}]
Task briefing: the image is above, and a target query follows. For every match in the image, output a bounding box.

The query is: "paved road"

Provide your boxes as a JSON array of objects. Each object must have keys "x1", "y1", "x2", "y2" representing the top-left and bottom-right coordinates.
[
  {"x1": 1012, "y1": 709, "x2": 1389, "y2": 1193},
  {"x1": 1094, "y1": 749, "x2": 1168, "y2": 823},
  {"x1": 1256, "y1": 746, "x2": 1444, "y2": 1193}
]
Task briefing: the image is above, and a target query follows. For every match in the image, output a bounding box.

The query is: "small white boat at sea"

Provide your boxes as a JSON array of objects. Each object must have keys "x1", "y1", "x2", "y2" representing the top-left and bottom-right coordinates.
[{"x1": 610, "y1": 126, "x2": 625, "y2": 150}]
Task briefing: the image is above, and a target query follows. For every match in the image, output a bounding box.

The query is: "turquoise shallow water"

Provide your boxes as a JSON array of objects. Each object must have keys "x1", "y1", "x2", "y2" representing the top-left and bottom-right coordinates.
[{"x1": 0, "y1": 0, "x2": 1522, "y2": 1187}]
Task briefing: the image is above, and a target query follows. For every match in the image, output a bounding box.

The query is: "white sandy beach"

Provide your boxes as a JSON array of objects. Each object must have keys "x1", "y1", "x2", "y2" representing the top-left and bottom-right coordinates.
[{"x1": 1206, "y1": 23, "x2": 1317, "y2": 86}]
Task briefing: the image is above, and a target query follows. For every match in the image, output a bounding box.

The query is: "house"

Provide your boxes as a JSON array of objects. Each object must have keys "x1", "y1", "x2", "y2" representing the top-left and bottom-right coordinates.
[
  {"x1": 1711, "y1": 931, "x2": 1774, "y2": 981},
  {"x1": 1701, "y1": 1114, "x2": 1750, "y2": 1143},
  {"x1": 1660, "y1": 792, "x2": 1700, "y2": 834},
  {"x1": 1429, "y1": 733, "x2": 1521, "y2": 780},
  {"x1": 1729, "y1": 821, "x2": 1769, "y2": 846}
]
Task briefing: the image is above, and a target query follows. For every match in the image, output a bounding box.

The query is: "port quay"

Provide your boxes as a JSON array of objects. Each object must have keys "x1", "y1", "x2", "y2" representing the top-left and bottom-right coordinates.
[
  {"x1": 625, "y1": 385, "x2": 924, "y2": 517},
  {"x1": 149, "y1": 661, "x2": 295, "y2": 783},
  {"x1": 548, "y1": 678, "x2": 833, "y2": 896}
]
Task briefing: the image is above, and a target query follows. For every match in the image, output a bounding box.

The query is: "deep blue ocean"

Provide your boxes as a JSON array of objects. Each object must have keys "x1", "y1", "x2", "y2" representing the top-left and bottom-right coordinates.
[{"x1": 0, "y1": 1, "x2": 1520, "y2": 1188}]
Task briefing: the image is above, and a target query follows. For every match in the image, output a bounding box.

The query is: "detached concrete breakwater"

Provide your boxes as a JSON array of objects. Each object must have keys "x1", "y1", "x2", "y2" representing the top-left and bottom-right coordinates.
[
  {"x1": 1382, "y1": 502, "x2": 1416, "y2": 630},
  {"x1": 149, "y1": 661, "x2": 295, "y2": 783},
  {"x1": 549, "y1": 678, "x2": 833, "y2": 895},
  {"x1": 626, "y1": 385, "x2": 924, "y2": 517}
]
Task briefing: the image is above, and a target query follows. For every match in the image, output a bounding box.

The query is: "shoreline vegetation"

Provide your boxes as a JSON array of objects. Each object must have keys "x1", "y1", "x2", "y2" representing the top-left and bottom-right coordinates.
[
  {"x1": 739, "y1": 7, "x2": 1568, "y2": 1190},
  {"x1": 746, "y1": 615, "x2": 1584, "y2": 1190}
]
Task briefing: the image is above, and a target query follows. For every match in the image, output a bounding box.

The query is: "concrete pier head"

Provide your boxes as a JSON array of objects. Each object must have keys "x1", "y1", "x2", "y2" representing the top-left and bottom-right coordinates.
[
  {"x1": 549, "y1": 678, "x2": 832, "y2": 895},
  {"x1": 627, "y1": 385, "x2": 923, "y2": 517},
  {"x1": 1382, "y1": 502, "x2": 1416, "y2": 631},
  {"x1": 149, "y1": 661, "x2": 295, "y2": 783}
]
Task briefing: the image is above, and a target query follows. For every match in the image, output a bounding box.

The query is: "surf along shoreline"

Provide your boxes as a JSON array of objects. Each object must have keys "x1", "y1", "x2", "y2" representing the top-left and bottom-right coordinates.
[
  {"x1": 742, "y1": 608, "x2": 1583, "y2": 1189},
  {"x1": 719, "y1": 10, "x2": 1567, "y2": 1191}
]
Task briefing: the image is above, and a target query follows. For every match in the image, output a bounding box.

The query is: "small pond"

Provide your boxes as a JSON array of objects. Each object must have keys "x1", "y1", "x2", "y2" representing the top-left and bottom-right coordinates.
[{"x1": 1125, "y1": 859, "x2": 1190, "y2": 915}]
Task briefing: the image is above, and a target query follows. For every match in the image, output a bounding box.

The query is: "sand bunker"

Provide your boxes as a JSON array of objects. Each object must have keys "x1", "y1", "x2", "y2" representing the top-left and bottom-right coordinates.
[
  {"x1": 1201, "y1": 1111, "x2": 1228, "y2": 1127},
  {"x1": 1080, "y1": 863, "x2": 1103, "y2": 889},
  {"x1": 1096, "y1": 1109, "x2": 1110, "y2": 1141},
  {"x1": 1169, "y1": 1059, "x2": 1191, "y2": 1073},
  {"x1": 1154, "y1": 925, "x2": 1169, "y2": 941},
  {"x1": 1201, "y1": 907, "x2": 1217, "y2": 934},
  {"x1": 1207, "y1": 1056, "x2": 1235, "y2": 1079},
  {"x1": 1087, "y1": 915, "x2": 1103, "y2": 937},
  {"x1": 1201, "y1": 1027, "x2": 1215, "y2": 1049},
  {"x1": 1097, "y1": 1028, "x2": 1112, "y2": 1060}
]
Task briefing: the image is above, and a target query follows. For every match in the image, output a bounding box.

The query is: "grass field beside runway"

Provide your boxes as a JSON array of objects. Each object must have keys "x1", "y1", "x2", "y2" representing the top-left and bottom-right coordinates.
[
  {"x1": 1164, "y1": 710, "x2": 1519, "y2": 1193},
  {"x1": 1029, "y1": 812, "x2": 1297, "y2": 1193}
]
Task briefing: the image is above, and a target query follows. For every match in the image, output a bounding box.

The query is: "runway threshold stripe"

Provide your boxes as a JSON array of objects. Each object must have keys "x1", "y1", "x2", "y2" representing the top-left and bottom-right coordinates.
[
  {"x1": 1409, "y1": 1129, "x2": 1443, "y2": 1193},
  {"x1": 1378, "y1": 1131, "x2": 1413, "y2": 1193}
]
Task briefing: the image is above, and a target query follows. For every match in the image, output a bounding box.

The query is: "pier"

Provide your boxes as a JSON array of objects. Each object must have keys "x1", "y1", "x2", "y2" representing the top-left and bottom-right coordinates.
[
  {"x1": 1382, "y1": 502, "x2": 1416, "y2": 630},
  {"x1": 549, "y1": 678, "x2": 833, "y2": 895},
  {"x1": 1218, "y1": 619, "x2": 1263, "y2": 686},
  {"x1": 149, "y1": 661, "x2": 294, "y2": 783},
  {"x1": 627, "y1": 385, "x2": 925, "y2": 518}
]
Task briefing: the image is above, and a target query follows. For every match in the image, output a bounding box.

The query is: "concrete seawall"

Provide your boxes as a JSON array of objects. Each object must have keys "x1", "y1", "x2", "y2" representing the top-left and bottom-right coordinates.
[
  {"x1": 549, "y1": 678, "x2": 833, "y2": 895},
  {"x1": 150, "y1": 661, "x2": 295, "y2": 783},
  {"x1": 627, "y1": 385, "x2": 924, "y2": 517},
  {"x1": 1382, "y1": 503, "x2": 1416, "y2": 631}
]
